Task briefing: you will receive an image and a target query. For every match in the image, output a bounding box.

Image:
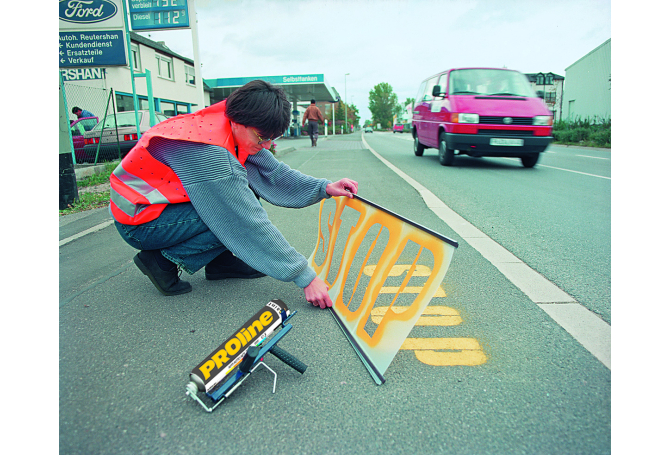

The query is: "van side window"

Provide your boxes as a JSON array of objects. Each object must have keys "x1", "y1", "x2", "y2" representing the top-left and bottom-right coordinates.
[
  {"x1": 437, "y1": 74, "x2": 448, "y2": 96},
  {"x1": 424, "y1": 76, "x2": 438, "y2": 101},
  {"x1": 415, "y1": 81, "x2": 426, "y2": 105}
]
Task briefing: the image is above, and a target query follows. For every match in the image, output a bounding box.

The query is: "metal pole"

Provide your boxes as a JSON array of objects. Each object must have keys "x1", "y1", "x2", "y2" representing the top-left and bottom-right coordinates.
[
  {"x1": 145, "y1": 69, "x2": 156, "y2": 125},
  {"x1": 121, "y1": 0, "x2": 141, "y2": 139},
  {"x1": 59, "y1": 70, "x2": 76, "y2": 165},
  {"x1": 135, "y1": 70, "x2": 157, "y2": 126},
  {"x1": 111, "y1": 88, "x2": 121, "y2": 160},
  {"x1": 189, "y1": 0, "x2": 206, "y2": 111}
]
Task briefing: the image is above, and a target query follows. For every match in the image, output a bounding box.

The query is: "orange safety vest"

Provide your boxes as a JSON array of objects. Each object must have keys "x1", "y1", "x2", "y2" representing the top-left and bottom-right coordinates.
[{"x1": 109, "y1": 100, "x2": 248, "y2": 225}]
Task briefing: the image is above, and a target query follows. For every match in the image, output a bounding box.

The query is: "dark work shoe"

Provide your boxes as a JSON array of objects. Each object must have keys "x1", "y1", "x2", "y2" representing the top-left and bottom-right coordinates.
[
  {"x1": 205, "y1": 251, "x2": 266, "y2": 280},
  {"x1": 133, "y1": 251, "x2": 192, "y2": 296}
]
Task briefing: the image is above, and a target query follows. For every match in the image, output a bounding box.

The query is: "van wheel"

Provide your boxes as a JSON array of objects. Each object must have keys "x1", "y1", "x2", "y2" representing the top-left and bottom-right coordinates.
[
  {"x1": 414, "y1": 136, "x2": 425, "y2": 156},
  {"x1": 438, "y1": 133, "x2": 455, "y2": 166},
  {"x1": 521, "y1": 153, "x2": 540, "y2": 168}
]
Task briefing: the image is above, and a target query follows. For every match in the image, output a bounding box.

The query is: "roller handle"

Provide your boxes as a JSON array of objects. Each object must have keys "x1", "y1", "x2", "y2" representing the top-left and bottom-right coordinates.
[
  {"x1": 239, "y1": 346, "x2": 260, "y2": 374},
  {"x1": 269, "y1": 345, "x2": 307, "y2": 374}
]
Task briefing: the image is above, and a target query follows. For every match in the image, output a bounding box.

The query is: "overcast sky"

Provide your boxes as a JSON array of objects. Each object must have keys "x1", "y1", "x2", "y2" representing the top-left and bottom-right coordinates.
[{"x1": 138, "y1": 0, "x2": 611, "y2": 123}]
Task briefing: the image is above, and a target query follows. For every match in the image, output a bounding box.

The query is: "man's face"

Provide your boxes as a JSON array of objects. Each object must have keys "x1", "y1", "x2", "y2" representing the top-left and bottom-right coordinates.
[{"x1": 231, "y1": 122, "x2": 274, "y2": 155}]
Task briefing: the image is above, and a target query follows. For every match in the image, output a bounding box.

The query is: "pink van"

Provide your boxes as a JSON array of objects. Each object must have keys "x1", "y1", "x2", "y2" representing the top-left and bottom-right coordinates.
[{"x1": 412, "y1": 68, "x2": 553, "y2": 167}]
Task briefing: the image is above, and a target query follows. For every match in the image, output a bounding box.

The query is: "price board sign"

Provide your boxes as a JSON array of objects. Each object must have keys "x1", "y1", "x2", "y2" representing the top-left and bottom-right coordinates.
[{"x1": 128, "y1": 0, "x2": 190, "y2": 31}]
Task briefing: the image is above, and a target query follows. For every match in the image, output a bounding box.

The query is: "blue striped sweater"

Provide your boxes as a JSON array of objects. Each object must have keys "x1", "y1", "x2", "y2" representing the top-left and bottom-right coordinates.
[{"x1": 146, "y1": 137, "x2": 331, "y2": 288}]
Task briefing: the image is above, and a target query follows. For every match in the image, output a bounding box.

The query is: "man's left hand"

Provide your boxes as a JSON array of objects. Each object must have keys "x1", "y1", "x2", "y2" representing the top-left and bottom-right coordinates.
[{"x1": 326, "y1": 178, "x2": 358, "y2": 199}]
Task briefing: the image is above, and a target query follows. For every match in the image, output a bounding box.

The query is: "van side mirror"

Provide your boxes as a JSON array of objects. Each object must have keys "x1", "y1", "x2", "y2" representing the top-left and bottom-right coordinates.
[{"x1": 432, "y1": 85, "x2": 445, "y2": 97}]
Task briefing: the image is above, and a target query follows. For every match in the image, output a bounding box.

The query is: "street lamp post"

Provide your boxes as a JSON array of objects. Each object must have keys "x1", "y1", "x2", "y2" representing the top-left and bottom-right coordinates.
[{"x1": 345, "y1": 73, "x2": 350, "y2": 134}]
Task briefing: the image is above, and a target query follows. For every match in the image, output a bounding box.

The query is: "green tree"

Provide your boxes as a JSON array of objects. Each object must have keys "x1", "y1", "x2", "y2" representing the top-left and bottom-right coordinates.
[
  {"x1": 368, "y1": 82, "x2": 399, "y2": 130},
  {"x1": 347, "y1": 104, "x2": 360, "y2": 128},
  {"x1": 334, "y1": 102, "x2": 360, "y2": 131}
]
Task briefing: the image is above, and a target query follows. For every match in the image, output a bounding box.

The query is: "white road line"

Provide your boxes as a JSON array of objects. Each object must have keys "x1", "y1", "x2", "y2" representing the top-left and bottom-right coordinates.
[
  {"x1": 537, "y1": 164, "x2": 611, "y2": 179},
  {"x1": 577, "y1": 154, "x2": 610, "y2": 160},
  {"x1": 361, "y1": 133, "x2": 611, "y2": 369},
  {"x1": 59, "y1": 220, "x2": 114, "y2": 247}
]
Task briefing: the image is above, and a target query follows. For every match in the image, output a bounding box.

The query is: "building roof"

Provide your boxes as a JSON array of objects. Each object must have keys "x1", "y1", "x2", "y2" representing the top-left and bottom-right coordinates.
[
  {"x1": 565, "y1": 38, "x2": 611, "y2": 71},
  {"x1": 205, "y1": 75, "x2": 340, "y2": 104},
  {"x1": 525, "y1": 72, "x2": 565, "y2": 82}
]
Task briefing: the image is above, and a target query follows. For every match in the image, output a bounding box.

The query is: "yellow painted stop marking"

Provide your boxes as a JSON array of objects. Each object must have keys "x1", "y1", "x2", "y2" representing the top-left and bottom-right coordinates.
[
  {"x1": 371, "y1": 305, "x2": 462, "y2": 326},
  {"x1": 401, "y1": 338, "x2": 487, "y2": 366},
  {"x1": 365, "y1": 263, "x2": 488, "y2": 367}
]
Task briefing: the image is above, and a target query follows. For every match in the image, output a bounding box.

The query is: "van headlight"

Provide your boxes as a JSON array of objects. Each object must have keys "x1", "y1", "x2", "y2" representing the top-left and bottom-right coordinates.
[
  {"x1": 450, "y1": 113, "x2": 479, "y2": 123},
  {"x1": 533, "y1": 115, "x2": 553, "y2": 126}
]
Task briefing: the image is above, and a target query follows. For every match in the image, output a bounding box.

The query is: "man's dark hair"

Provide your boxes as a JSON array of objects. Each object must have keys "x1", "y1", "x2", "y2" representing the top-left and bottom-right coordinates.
[
  {"x1": 311, "y1": 99, "x2": 316, "y2": 104},
  {"x1": 225, "y1": 80, "x2": 290, "y2": 139},
  {"x1": 72, "y1": 107, "x2": 81, "y2": 114}
]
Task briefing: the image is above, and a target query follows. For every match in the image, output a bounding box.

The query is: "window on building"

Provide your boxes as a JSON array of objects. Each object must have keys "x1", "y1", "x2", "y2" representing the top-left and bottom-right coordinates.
[
  {"x1": 115, "y1": 94, "x2": 150, "y2": 112},
  {"x1": 176, "y1": 104, "x2": 189, "y2": 114},
  {"x1": 544, "y1": 92, "x2": 556, "y2": 103},
  {"x1": 185, "y1": 66, "x2": 195, "y2": 85},
  {"x1": 156, "y1": 54, "x2": 173, "y2": 80},
  {"x1": 546, "y1": 74, "x2": 554, "y2": 85},
  {"x1": 536, "y1": 73, "x2": 545, "y2": 85},
  {"x1": 131, "y1": 44, "x2": 142, "y2": 72},
  {"x1": 161, "y1": 101, "x2": 176, "y2": 116}
]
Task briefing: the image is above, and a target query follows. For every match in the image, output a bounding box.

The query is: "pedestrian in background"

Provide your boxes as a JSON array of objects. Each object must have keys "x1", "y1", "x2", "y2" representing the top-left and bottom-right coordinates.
[
  {"x1": 110, "y1": 80, "x2": 358, "y2": 309},
  {"x1": 302, "y1": 99, "x2": 324, "y2": 147},
  {"x1": 72, "y1": 106, "x2": 95, "y2": 119}
]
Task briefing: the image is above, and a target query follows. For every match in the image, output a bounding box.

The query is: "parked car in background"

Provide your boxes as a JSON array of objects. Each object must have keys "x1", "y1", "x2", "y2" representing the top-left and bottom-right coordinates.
[
  {"x1": 365, "y1": 126, "x2": 373, "y2": 133},
  {"x1": 412, "y1": 68, "x2": 553, "y2": 167},
  {"x1": 69, "y1": 116, "x2": 98, "y2": 162},
  {"x1": 82, "y1": 110, "x2": 169, "y2": 162}
]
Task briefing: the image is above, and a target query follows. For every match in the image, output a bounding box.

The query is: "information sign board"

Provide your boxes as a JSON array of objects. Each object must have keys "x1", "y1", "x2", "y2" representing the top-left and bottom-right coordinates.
[
  {"x1": 59, "y1": 31, "x2": 127, "y2": 68},
  {"x1": 128, "y1": 0, "x2": 190, "y2": 31}
]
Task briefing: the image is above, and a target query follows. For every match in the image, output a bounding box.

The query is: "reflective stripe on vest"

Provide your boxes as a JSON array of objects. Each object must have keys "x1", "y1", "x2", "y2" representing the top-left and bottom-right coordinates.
[
  {"x1": 110, "y1": 185, "x2": 138, "y2": 218},
  {"x1": 113, "y1": 165, "x2": 170, "y2": 206}
]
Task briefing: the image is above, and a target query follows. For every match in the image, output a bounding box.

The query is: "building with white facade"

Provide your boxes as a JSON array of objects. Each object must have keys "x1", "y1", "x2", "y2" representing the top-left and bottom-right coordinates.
[
  {"x1": 525, "y1": 72, "x2": 565, "y2": 121},
  {"x1": 562, "y1": 38, "x2": 611, "y2": 122},
  {"x1": 61, "y1": 32, "x2": 210, "y2": 122}
]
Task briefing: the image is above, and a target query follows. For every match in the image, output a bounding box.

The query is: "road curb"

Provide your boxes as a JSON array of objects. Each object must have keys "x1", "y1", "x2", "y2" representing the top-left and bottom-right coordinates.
[{"x1": 75, "y1": 164, "x2": 108, "y2": 181}]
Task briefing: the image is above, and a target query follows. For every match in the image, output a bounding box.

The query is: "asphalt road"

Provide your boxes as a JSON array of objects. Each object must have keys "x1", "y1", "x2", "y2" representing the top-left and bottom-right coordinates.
[{"x1": 59, "y1": 134, "x2": 610, "y2": 454}]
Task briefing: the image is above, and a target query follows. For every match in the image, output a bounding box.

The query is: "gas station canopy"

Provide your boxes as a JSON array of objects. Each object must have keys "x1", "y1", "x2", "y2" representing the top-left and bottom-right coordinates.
[{"x1": 204, "y1": 74, "x2": 340, "y2": 105}]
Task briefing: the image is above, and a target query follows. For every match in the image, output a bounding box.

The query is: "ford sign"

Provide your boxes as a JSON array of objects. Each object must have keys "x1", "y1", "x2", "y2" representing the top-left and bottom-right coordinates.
[{"x1": 59, "y1": 0, "x2": 119, "y2": 24}]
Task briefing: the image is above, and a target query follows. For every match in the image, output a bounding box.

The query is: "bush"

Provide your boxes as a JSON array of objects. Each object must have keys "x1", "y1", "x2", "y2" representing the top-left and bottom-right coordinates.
[
  {"x1": 567, "y1": 127, "x2": 590, "y2": 143},
  {"x1": 552, "y1": 117, "x2": 611, "y2": 148},
  {"x1": 591, "y1": 128, "x2": 611, "y2": 147}
]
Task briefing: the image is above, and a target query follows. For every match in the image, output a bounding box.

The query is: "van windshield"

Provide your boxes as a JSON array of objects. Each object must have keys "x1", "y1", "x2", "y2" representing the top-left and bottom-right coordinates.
[{"x1": 449, "y1": 69, "x2": 536, "y2": 97}]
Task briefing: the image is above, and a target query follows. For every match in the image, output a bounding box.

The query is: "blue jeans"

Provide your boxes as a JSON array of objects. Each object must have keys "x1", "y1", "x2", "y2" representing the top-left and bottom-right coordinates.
[{"x1": 114, "y1": 203, "x2": 227, "y2": 274}]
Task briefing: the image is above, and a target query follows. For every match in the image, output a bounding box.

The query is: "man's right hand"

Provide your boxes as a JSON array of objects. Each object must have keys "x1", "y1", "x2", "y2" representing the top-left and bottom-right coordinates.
[{"x1": 303, "y1": 276, "x2": 332, "y2": 309}]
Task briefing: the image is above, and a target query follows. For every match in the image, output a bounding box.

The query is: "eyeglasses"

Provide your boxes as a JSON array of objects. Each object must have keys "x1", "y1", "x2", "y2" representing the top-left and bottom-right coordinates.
[{"x1": 252, "y1": 129, "x2": 278, "y2": 145}]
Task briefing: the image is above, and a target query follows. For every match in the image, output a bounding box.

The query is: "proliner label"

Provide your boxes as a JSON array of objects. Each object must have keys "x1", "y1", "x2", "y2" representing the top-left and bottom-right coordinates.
[{"x1": 192, "y1": 299, "x2": 289, "y2": 392}]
